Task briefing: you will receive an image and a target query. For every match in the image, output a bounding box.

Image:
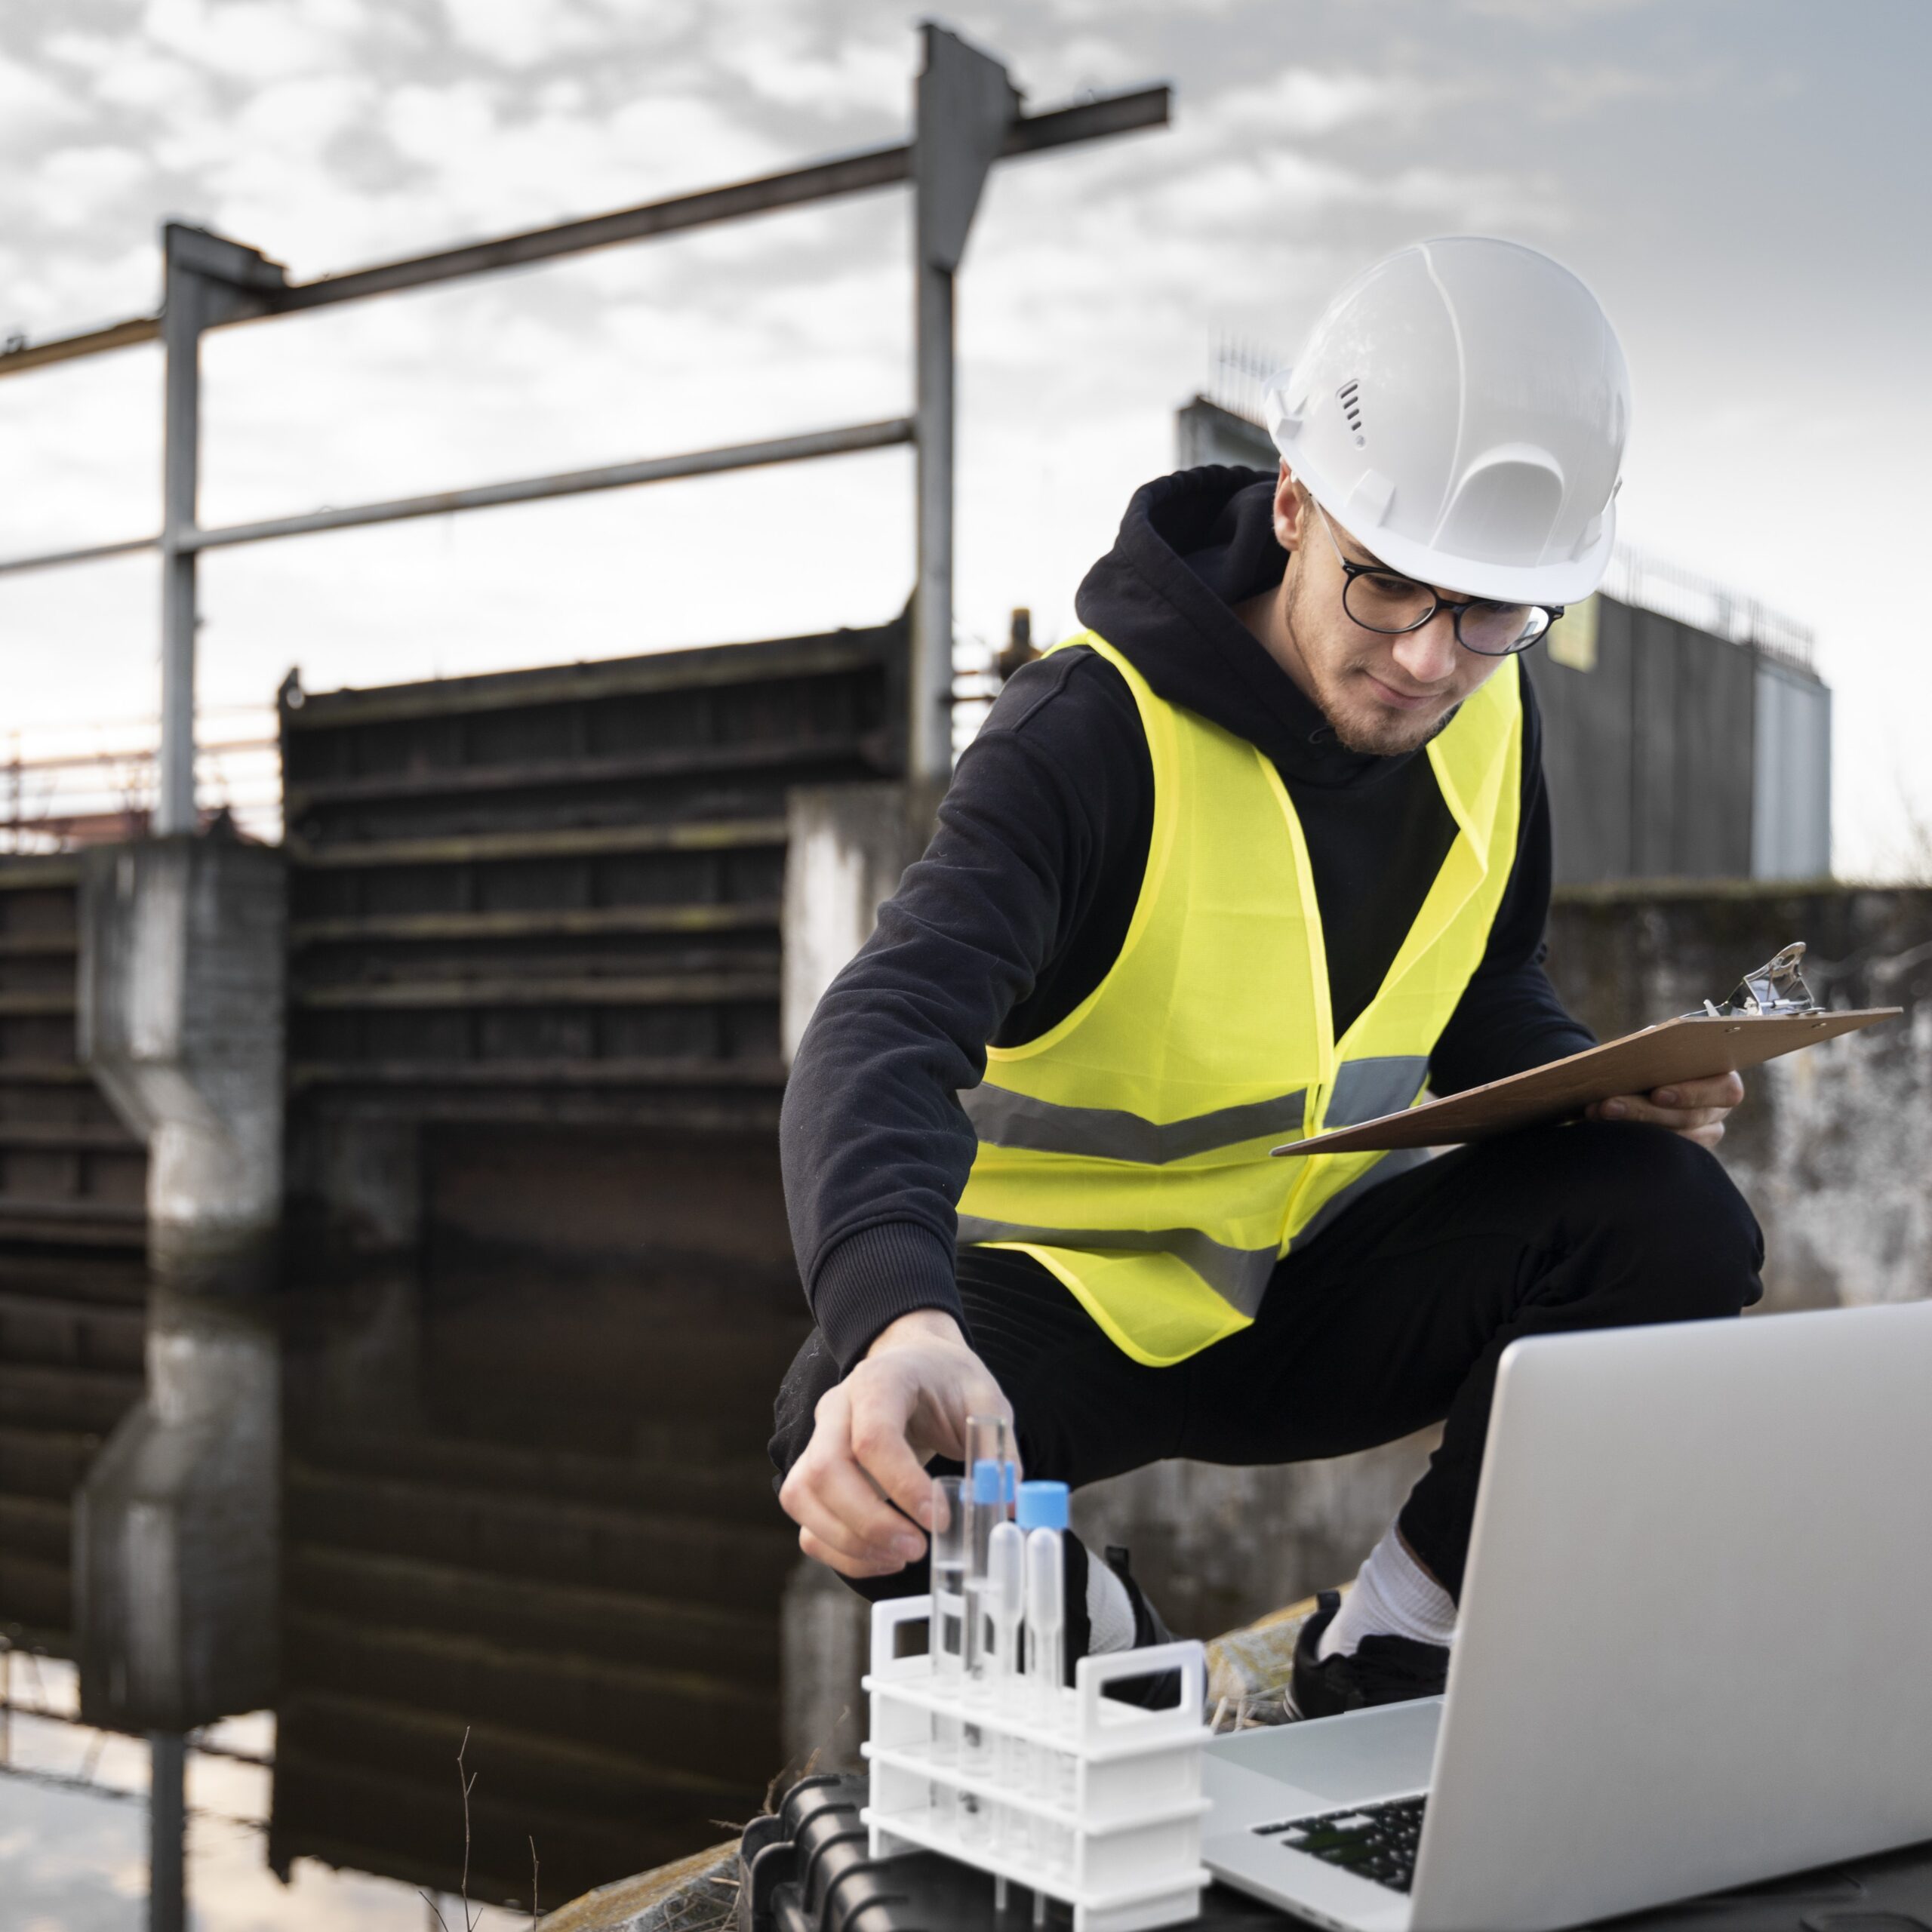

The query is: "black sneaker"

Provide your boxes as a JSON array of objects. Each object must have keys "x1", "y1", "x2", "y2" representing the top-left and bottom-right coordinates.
[
  {"x1": 1062, "y1": 1536, "x2": 1183, "y2": 1709},
  {"x1": 1288, "y1": 1589, "x2": 1449, "y2": 1721}
]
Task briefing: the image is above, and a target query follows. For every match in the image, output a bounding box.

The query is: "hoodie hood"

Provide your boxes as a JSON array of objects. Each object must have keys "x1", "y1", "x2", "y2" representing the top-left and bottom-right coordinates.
[{"x1": 1074, "y1": 465, "x2": 1418, "y2": 790}]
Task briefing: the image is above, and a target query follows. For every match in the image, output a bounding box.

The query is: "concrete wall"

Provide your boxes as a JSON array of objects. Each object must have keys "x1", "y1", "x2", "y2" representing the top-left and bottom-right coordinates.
[
  {"x1": 1040, "y1": 884, "x2": 1932, "y2": 1643},
  {"x1": 1545, "y1": 881, "x2": 1932, "y2": 1313}
]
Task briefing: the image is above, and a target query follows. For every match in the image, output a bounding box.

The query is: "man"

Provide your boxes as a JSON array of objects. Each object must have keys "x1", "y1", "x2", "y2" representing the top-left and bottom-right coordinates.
[{"x1": 771, "y1": 237, "x2": 1761, "y2": 1718}]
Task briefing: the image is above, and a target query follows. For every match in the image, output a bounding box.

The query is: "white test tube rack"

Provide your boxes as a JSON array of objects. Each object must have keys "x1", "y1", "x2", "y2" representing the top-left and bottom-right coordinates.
[{"x1": 860, "y1": 1594, "x2": 1211, "y2": 1932}]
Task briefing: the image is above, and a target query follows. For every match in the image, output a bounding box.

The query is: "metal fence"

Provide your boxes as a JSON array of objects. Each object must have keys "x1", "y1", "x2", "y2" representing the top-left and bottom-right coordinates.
[{"x1": 0, "y1": 26, "x2": 1169, "y2": 831}]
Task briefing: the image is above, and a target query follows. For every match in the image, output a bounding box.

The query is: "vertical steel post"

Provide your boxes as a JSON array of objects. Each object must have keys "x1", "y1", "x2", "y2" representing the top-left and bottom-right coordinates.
[
  {"x1": 912, "y1": 254, "x2": 955, "y2": 785},
  {"x1": 154, "y1": 226, "x2": 285, "y2": 837},
  {"x1": 149, "y1": 1730, "x2": 186, "y2": 1932},
  {"x1": 157, "y1": 236, "x2": 202, "y2": 837},
  {"x1": 912, "y1": 27, "x2": 1018, "y2": 785}
]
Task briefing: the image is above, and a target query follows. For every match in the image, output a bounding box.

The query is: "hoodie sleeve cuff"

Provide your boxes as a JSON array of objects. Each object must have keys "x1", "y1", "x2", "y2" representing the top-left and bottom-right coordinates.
[{"x1": 812, "y1": 1222, "x2": 964, "y2": 1375}]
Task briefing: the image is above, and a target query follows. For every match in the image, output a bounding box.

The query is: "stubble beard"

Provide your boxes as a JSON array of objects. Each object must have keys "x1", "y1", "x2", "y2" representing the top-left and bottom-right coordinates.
[{"x1": 1281, "y1": 573, "x2": 1461, "y2": 757}]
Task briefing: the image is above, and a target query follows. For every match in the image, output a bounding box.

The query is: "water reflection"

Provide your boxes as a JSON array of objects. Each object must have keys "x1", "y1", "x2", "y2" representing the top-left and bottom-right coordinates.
[{"x1": 0, "y1": 1244, "x2": 805, "y2": 1926}]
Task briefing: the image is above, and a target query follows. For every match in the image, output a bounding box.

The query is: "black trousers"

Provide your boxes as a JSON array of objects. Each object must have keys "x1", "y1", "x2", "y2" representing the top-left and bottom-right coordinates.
[{"x1": 771, "y1": 1121, "x2": 1764, "y2": 1602}]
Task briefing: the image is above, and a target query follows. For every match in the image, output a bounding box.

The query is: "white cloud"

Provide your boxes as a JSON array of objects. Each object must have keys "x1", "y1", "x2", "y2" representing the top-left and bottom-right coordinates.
[
  {"x1": 714, "y1": 34, "x2": 909, "y2": 117},
  {"x1": 1202, "y1": 66, "x2": 1429, "y2": 140},
  {"x1": 139, "y1": 0, "x2": 359, "y2": 84},
  {"x1": 0, "y1": 50, "x2": 87, "y2": 143},
  {"x1": 439, "y1": 0, "x2": 612, "y2": 69},
  {"x1": 23, "y1": 145, "x2": 152, "y2": 227}
]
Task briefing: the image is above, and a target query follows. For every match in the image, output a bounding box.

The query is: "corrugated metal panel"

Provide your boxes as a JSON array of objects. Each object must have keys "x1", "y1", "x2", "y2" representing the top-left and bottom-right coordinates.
[
  {"x1": 1529, "y1": 596, "x2": 1756, "y2": 884},
  {"x1": 281, "y1": 617, "x2": 907, "y2": 1128},
  {"x1": 1752, "y1": 658, "x2": 1832, "y2": 878}
]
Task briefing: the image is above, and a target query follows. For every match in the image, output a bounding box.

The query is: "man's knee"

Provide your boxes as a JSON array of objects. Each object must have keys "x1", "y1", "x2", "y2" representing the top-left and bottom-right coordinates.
[{"x1": 1546, "y1": 1121, "x2": 1764, "y2": 1317}]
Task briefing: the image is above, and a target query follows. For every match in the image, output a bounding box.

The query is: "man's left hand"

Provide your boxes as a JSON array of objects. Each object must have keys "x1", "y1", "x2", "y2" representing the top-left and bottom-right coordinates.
[{"x1": 1586, "y1": 1071, "x2": 1745, "y2": 1150}]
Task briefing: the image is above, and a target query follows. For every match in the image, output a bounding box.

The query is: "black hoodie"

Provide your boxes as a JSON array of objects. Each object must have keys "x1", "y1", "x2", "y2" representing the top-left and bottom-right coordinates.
[{"x1": 781, "y1": 467, "x2": 1595, "y2": 1373}]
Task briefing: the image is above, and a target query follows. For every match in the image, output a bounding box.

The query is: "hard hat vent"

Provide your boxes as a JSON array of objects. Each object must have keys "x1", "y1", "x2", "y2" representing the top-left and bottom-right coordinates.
[{"x1": 1337, "y1": 380, "x2": 1365, "y2": 447}]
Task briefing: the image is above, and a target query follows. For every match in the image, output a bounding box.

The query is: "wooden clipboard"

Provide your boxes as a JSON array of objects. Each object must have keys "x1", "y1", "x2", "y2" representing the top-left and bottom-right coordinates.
[{"x1": 1271, "y1": 1007, "x2": 1902, "y2": 1158}]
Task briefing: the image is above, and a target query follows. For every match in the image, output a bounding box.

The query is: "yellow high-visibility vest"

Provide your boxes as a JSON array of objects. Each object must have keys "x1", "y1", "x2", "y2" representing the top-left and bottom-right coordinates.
[{"x1": 956, "y1": 632, "x2": 1523, "y2": 1367}]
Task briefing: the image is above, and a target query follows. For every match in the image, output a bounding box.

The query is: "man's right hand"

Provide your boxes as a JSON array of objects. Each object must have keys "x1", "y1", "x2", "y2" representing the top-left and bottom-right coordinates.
[{"x1": 778, "y1": 1308, "x2": 1012, "y2": 1579}]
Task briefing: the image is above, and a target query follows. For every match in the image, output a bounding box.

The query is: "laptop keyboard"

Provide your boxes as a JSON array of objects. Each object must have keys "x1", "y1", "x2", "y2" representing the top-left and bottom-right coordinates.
[{"x1": 1255, "y1": 1795, "x2": 1428, "y2": 1894}]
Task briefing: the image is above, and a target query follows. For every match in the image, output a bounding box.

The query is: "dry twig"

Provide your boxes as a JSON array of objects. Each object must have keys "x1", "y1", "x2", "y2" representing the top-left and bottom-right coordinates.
[{"x1": 457, "y1": 1726, "x2": 479, "y2": 1932}]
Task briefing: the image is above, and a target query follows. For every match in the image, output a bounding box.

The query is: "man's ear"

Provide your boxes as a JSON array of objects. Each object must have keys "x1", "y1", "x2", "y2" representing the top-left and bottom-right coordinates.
[{"x1": 1273, "y1": 463, "x2": 1306, "y2": 551}]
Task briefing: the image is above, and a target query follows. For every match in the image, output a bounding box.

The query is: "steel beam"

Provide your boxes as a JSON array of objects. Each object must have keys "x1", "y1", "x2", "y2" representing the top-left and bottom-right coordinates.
[
  {"x1": 0, "y1": 534, "x2": 156, "y2": 580},
  {"x1": 912, "y1": 26, "x2": 1023, "y2": 783},
  {"x1": 156, "y1": 237, "x2": 202, "y2": 836},
  {"x1": 0, "y1": 87, "x2": 1166, "y2": 386},
  {"x1": 153, "y1": 226, "x2": 291, "y2": 835},
  {"x1": 0, "y1": 422, "x2": 909, "y2": 579},
  {"x1": 180, "y1": 418, "x2": 912, "y2": 554}
]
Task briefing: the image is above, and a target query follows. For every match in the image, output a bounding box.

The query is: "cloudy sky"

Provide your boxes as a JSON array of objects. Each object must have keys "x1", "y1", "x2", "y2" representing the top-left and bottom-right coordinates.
[{"x1": 0, "y1": 0, "x2": 1926, "y2": 867}]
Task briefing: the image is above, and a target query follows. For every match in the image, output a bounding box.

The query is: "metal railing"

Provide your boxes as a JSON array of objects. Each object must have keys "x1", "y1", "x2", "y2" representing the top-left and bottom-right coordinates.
[
  {"x1": 1, "y1": 709, "x2": 280, "y2": 853},
  {"x1": 0, "y1": 27, "x2": 1170, "y2": 832},
  {"x1": 1600, "y1": 548, "x2": 1816, "y2": 675}
]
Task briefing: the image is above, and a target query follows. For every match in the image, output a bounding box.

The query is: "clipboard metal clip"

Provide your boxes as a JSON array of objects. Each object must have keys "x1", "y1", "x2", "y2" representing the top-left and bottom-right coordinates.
[{"x1": 1698, "y1": 941, "x2": 1818, "y2": 1020}]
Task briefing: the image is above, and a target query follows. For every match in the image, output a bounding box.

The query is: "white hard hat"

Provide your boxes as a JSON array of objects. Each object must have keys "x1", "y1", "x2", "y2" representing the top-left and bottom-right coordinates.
[{"x1": 1263, "y1": 237, "x2": 1631, "y2": 607}]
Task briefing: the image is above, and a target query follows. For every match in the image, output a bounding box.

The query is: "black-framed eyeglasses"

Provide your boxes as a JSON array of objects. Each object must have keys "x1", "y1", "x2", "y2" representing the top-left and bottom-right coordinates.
[{"x1": 1310, "y1": 503, "x2": 1561, "y2": 657}]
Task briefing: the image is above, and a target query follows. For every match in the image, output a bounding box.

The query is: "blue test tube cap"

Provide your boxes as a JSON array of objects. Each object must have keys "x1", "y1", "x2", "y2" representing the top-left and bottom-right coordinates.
[
  {"x1": 1016, "y1": 1479, "x2": 1069, "y2": 1531},
  {"x1": 971, "y1": 1458, "x2": 1004, "y2": 1506}
]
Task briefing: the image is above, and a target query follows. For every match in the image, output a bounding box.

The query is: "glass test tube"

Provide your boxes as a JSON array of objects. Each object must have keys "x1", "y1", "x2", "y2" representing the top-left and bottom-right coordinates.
[
  {"x1": 961, "y1": 1416, "x2": 1016, "y2": 1837},
  {"x1": 930, "y1": 1473, "x2": 965, "y2": 1823}
]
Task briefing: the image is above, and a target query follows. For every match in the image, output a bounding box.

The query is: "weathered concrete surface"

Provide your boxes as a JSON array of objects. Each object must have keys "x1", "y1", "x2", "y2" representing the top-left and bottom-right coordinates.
[
  {"x1": 537, "y1": 1841, "x2": 737, "y2": 1932},
  {"x1": 1546, "y1": 881, "x2": 1932, "y2": 1313},
  {"x1": 73, "y1": 1286, "x2": 279, "y2": 1732},
  {"x1": 781, "y1": 780, "x2": 944, "y2": 1064},
  {"x1": 78, "y1": 835, "x2": 286, "y2": 1291}
]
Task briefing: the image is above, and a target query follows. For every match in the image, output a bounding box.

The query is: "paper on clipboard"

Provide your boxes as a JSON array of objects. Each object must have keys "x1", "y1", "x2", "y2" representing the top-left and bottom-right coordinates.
[{"x1": 1271, "y1": 1006, "x2": 1901, "y2": 1160}]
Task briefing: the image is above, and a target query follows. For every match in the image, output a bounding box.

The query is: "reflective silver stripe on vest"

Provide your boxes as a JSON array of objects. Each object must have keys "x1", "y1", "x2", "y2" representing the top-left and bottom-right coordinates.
[
  {"x1": 961, "y1": 1084, "x2": 1309, "y2": 1166},
  {"x1": 1325, "y1": 1056, "x2": 1431, "y2": 1128},
  {"x1": 955, "y1": 1215, "x2": 1281, "y2": 1318},
  {"x1": 958, "y1": 1146, "x2": 1435, "y2": 1322}
]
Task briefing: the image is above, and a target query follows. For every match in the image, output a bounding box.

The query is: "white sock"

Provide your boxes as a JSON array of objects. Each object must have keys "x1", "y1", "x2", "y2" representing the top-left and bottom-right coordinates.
[
  {"x1": 1318, "y1": 1522, "x2": 1457, "y2": 1660},
  {"x1": 1085, "y1": 1551, "x2": 1137, "y2": 1654}
]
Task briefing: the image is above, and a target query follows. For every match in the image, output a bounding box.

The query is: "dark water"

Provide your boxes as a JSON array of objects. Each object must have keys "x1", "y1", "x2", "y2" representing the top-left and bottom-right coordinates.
[{"x1": 0, "y1": 1247, "x2": 808, "y2": 1929}]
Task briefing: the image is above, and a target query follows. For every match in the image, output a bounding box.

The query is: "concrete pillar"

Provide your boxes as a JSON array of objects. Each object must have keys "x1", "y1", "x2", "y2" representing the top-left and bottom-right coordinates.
[
  {"x1": 781, "y1": 780, "x2": 943, "y2": 1064},
  {"x1": 78, "y1": 834, "x2": 287, "y2": 1292},
  {"x1": 75, "y1": 1286, "x2": 279, "y2": 1733},
  {"x1": 71, "y1": 835, "x2": 285, "y2": 1733}
]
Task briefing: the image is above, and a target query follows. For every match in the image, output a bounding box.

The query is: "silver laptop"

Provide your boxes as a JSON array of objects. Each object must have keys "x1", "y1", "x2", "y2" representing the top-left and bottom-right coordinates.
[{"x1": 1201, "y1": 1300, "x2": 1932, "y2": 1931}]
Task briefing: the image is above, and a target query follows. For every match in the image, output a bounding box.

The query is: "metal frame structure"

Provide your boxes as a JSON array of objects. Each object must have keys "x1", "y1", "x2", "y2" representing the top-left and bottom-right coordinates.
[{"x1": 0, "y1": 25, "x2": 1168, "y2": 827}]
